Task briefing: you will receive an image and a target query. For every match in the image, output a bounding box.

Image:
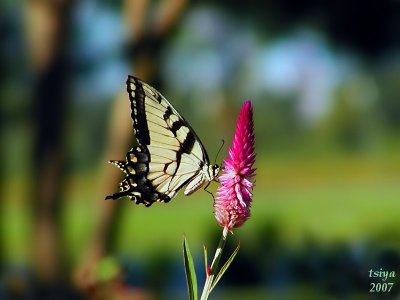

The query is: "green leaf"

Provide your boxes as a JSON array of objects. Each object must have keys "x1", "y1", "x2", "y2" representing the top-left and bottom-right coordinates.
[
  {"x1": 210, "y1": 242, "x2": 240, "y2": 292},
  {"x1": 183, "y1": 237, "x2": 198, "y2": 300},
  {"x1": 203, "y1": 245, "x2": 208, "y2": 276}
]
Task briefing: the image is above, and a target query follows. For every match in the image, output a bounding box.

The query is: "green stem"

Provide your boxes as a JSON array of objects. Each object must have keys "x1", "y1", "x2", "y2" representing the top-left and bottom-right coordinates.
[{"x1": 200, "y1": 227, "x2": 229, "y2": 300}]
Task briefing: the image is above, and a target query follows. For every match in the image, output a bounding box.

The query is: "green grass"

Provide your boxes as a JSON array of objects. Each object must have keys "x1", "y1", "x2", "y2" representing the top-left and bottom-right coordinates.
[{"x1": 2, "y1": 152, "x2": 400, "y2": 264}]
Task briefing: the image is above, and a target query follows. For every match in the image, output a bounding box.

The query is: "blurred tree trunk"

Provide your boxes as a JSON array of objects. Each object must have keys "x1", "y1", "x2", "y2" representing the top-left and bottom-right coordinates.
[{"x1": 26, "y1": 0, "x2": 79, "y2": 297}]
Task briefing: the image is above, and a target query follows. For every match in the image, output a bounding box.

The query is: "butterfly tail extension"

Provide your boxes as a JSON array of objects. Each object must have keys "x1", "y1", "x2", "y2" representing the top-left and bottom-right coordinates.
[
  {"x1": 107, "y1": 145, "x2": 174, "y2": 206},
  {"x1": 105, "y1": 190, "x2": 131, "y2": 200},
  {"x1": 105, "y1": 191, "x2": 154, "y2": 207}
]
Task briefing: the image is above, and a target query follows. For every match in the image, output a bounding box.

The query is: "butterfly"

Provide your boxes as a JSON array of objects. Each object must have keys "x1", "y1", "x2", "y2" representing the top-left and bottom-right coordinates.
[{"x1": 105, "y1": 76, "x2": 220, "y2": 207}]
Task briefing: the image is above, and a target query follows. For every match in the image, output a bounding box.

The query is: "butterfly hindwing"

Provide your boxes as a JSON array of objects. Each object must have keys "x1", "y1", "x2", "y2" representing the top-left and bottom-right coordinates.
[
  {"x1": 106, "y1": 76, "x2": 218, "y2": 206},
  {"x1": 106, "y1": 145, "x2": 171, "y2": 206}
]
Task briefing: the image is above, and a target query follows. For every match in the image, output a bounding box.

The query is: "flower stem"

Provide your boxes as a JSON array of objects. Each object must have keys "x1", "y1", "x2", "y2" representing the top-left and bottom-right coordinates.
[{"x1": 200, "y1": 227, "x2": 229, "y2": 300}]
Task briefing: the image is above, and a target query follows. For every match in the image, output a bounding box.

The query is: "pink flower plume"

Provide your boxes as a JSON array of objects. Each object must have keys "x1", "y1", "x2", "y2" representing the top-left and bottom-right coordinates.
[{"x1": 214, "y1": 101, "x2": 256, "y2": 231}]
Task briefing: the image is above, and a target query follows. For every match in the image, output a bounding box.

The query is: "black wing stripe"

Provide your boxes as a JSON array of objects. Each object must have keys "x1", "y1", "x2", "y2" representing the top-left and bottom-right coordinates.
[
  {"x1": 128, "y1": 78, "x2": 150, "y2": 145},
  {"x1": 184, "y1": 140, "x2": 204, "y2": 162},
  {"x1": 181, "y1": 131, "x2": 195, "y2": 154},
  {"x1": 170, "y1": 121, "x2": 186, "y2": 136},
  {"x1": 163, "y1": 106, "x2": 173, "y2": 120}
]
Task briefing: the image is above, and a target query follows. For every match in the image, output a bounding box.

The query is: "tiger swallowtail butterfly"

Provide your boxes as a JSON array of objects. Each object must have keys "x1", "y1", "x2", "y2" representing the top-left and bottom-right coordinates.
[{"x1": 105, "y1": 76, "x2": 219, "y2": 207}]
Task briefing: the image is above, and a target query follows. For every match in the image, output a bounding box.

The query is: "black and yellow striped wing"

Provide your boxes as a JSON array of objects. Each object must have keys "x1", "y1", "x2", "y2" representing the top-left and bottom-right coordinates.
[{"x1": 106, "y1": 76, "x2": 218, "y2": 207}]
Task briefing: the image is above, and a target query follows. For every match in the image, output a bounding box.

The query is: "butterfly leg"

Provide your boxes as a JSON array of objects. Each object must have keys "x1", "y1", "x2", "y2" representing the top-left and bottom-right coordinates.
[{"x1": 203, "y1": 181, "x2": 215, "y2": 201}]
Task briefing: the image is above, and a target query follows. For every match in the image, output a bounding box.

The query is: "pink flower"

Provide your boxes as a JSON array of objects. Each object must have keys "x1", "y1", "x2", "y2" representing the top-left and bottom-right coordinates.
[{"x1": 214, "y1": 101, "x2": 256, "y2": 231}]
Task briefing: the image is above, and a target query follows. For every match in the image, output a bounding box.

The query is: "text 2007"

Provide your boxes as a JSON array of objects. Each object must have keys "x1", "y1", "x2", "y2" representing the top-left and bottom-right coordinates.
[{"x1": 370, "y1": 282, "x2": 394, "y2": 293}]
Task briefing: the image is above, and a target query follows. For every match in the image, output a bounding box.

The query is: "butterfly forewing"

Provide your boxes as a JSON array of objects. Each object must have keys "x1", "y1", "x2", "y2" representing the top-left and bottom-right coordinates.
[{"x1": 105, "y1": 76, "x2": 218, "y2": 206}]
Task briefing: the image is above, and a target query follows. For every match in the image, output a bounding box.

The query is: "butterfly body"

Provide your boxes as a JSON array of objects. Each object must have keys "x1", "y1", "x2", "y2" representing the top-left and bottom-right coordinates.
[{"x1": 106, "y1": 76, "x2": 219, "y2": 207}]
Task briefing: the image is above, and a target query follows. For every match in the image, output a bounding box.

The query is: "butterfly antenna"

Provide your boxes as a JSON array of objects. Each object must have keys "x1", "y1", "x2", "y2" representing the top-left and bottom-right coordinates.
[{"x1": 214, "y1": 139, "x2": 225, "y2": 165}]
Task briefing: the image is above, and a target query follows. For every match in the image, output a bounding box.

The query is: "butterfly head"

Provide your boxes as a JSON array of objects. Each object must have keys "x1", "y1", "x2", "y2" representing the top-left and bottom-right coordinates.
[{"x1": 206, "y1": 163, "x2": 220, "y2": 181}]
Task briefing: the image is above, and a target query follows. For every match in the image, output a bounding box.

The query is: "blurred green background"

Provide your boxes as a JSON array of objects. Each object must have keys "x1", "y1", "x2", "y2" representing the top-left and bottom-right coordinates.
[{"x1": 1, "y1": 0, "x2": 400, "y2": 299}]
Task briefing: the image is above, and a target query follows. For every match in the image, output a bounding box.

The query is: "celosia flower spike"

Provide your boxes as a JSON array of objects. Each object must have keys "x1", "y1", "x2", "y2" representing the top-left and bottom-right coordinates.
[{"x1": 214, "y1": 101, "x2": 256, "y2": 231}]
